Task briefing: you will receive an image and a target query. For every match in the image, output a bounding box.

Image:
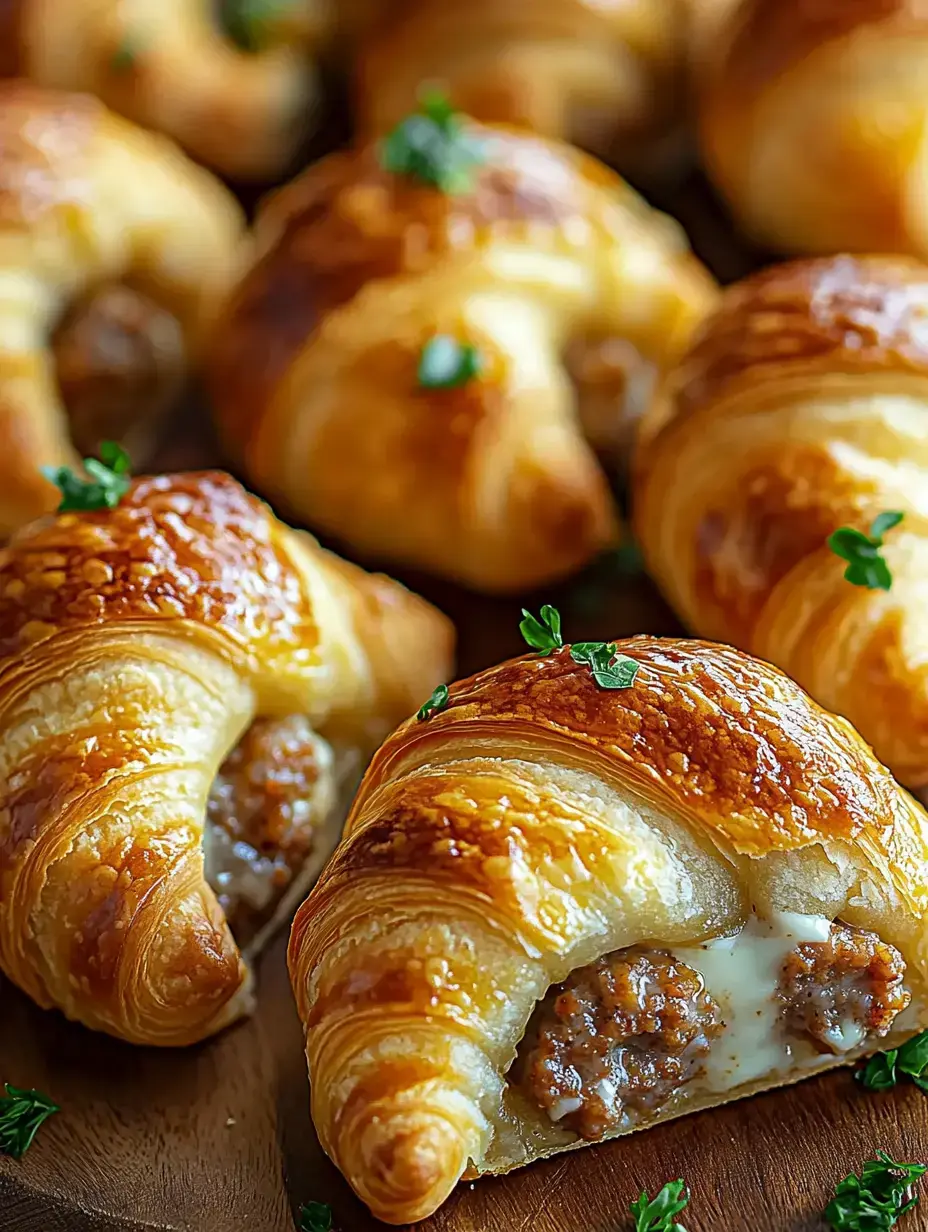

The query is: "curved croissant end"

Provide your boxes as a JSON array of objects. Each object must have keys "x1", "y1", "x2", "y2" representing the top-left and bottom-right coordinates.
[
  {"x1": 0, "y1": 472, "x2": 452, "y2": 1045},
  {"x1": 290, "y1": 636, "x2": 928, "y2": 1223},
  {"x1": 701, "y1": 0, "x2": 928, "y2": 256},
  {"x1": 635, "y1": 254, "x2": 928, "y2": 792},
  {"x1": 210, "y1": 119, "x2": 717, "y2": 593},
  {"x1": 1, "y1": 1, "x2": 328, "y2": 180},
  {"x1": 0, "y1": 83, "x2": 246, "y2": 536}
]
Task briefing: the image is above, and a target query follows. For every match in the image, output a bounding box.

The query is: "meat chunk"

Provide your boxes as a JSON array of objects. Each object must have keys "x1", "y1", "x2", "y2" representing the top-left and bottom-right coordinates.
[
  {"x1": 204, "y1": 715, "x2": 336, "y2": 944},
  {"x1": 513, "y1": 946, "x2": 724, "y2": 1141},
  {"x1": 777, "y1": 921, "x2": 909, "y2": 1053}
]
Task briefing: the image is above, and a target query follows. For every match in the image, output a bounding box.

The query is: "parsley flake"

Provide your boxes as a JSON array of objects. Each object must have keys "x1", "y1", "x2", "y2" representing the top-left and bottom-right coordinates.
[
  {"x1": 380, "y1": 92, "x2": 485, "y2": 193},
  {"x1": 519, "y1": 605, "x2": 563, "y2": 653},
  {"x1": 418, "y1": 335, "x2": 482, "y2": 390},
  {"x1": 110, "y1": 39, "x2": 138, "y2": 72},
  {"x1": 299, "y1": 1202, "x2": 332, "y2": 1232},
  {"x1": 0, "y1": 1084, "x2": 59, "y2": 1158},
  {"x1": 41, "y1": 441, "x2": 132, "y2": 513},
  {"x1": 828, "y1": 511, "x2": 904, "y2": 591},
  {"x1": 858, "y1": 1030, "x2": 928, "y2": 1093},
  {"x1": 631, "y1": 1179, "x2": 689, "y2": 1232},
  {"x1": 826, "y1": 1151, "x2": 926, "y2": 1231},
  {"x1": 417, "y1": 684, "x2": 449, "y2": 721},
  {"x1": 570, "y1": 641, "x2": 640, "y2": 689},
  {"x1": 220, "y1": 0, "x2": 294, "y2": 52}
]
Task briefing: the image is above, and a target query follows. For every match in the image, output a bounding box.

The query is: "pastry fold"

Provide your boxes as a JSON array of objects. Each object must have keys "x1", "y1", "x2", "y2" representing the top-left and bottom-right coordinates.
[
  {"x1": 0, "y1": 471, "x2": 452, "y2": 1045},
  {"x1": 701, "y1": 0, "x2": 928, "y2": 256},
  {"x1": 289, "y1": 635, "x2": 928, "y2": 1224},
  {"x1": 635, "y1": 254, "x2": 928, "y2": 795},
  {"x1": 0, "y1": 82, "x2": 246, "y2": 534},
  {"x1": 210, "y1": 117, "x2": 716, "y2": 593}
]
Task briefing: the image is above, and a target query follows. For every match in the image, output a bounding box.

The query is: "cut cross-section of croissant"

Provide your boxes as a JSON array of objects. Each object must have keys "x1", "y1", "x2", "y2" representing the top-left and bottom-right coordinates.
[
  {"x1": 209, "y1": 106, "x2": 717, "y2": 593},
  {"x1": 0, "y1": 471, "x2": 453, "y2": 1046},
  {"x1": 289, "y1": 636, "x2": 928, "y2": 1225}
]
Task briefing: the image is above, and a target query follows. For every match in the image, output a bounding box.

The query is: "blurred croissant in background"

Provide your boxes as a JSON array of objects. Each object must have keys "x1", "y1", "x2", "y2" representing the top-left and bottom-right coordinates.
[
  {"x1": 0, "y1": 0, "x2": 380, "y2": 180},
  {"x1": 635, "y1": 254, "x2": 928, "y2": 799},
  {"x1": 210, "y1": 100, "x2": 717, "y2": 594},
  {"x1": 0, "y1": 83, "x2": 245, "y2": 536},
  {"x1": 358, "y1": 0, "x2": 742, "y2": 177},
  {"x1": 702, "y1": 0, "x2": 928, "y2": 258}
]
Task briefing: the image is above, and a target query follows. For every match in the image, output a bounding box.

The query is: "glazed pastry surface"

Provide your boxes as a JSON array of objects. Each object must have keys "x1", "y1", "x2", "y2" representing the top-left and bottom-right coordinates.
[
  {"x1": 0, "y1": 0, "x2": 351, "y2": 180},
  {"x1": 701, "y1": 0, "x2": 928, "y2": 256},
  {"x1": 0, "y1": 83, "x2": 246, "y2": 535},
  {"x1": 289, "y1": 635, "x2": 928, "y2": 1223},
  {"x1": 635, "y1": 254, "x2": 928, "y2": 794},
  {"x1": 0, "y1": 470, "x2": 452, "y2": 1045},
  {"x1": 210, "y1": 117, "x2": 717, "y2": 592}
]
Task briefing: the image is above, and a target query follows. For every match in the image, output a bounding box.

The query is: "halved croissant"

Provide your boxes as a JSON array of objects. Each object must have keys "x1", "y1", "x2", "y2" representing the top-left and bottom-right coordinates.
[
  {"x1": 1, "y1": 0, "x2": 335, "y2": 180},
  {"x1": 358, "y1": 0, "x2": 741, "y2": 175},
  {"x1": 209, "y1": 113, "x2": 717, "y2": 593},
  {"x1": 0, "y1": 470, "x2": 452, "y2": 1046},
  {"x1": 634, "y1": 255, "x2": 928, "y2": 795},
  {"x1": 289, "y1": 634, "x2": 928, "y2": 1224},
  {"x1": 701, "y1": 0, "x2": 928, "y2": 256},
  {"x1": 0, "y1": 83, "x2": 246, "y2": 536}
]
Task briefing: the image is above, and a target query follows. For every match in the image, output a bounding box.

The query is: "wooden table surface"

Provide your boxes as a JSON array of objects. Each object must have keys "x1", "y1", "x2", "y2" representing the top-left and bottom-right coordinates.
[{"x1": 1, "y1": 174, "x2": 921, "y2": 1232}]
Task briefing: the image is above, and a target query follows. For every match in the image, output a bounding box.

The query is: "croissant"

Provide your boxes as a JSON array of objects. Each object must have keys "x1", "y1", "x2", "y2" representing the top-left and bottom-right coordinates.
[
  {"x1": 0, "y1": 83, "x2": 246, "y2": 537},
  {"x1": 357, "y1": 0, "x2": 741, "y2": 174},
  {"x1": 0, "y1": 470, "x2": 452, "y2": 1046},
  {"x1": 0, "y1": 0, "x2": 338, "y2": 181},
  {"x1": 209, "y1": 106, "x2": 717, "y2": 593},
  {"x1": 701, "y1": 0, "x2": 928, "y2": 257},
  {"x1": 634, "y1": 255, "x2": 928, "y2": 798},
  {"x1": 289, "y1": 633, "x2": 928, "y2": 1224}
]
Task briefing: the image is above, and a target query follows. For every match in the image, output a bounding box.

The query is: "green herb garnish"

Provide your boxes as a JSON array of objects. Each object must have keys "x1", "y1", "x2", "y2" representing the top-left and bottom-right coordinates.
[
  {"x1": 630, "y1": 1179, "x2": 689, "y2": 1232},
  {"x1": 0, "y1": 1085, "x2": 59, "y2": 1158},
  {"x1": 825, "y1": 1151, "x2": 926, "y2": 1230},
  {"x1": 570, "y1": 641, "x2": 640, "y2": 689},
  {"x1": 110, "y1": 39, "x2": 138, "y2": 72},
  {"x1": 42, "y1": 441, "x2": 131, "y2": 513},
  {"x1": 417, "y1": 684, "x2": 449, "y2": 721},
  {"x1": 220, "y1": 0, "x2": 293, "y2": 52},
  {"x1": 380, "y1": 92, "x2": 485, "y2": 193},
  {"x1": 519, "y1": 605, "x2": 563, "y2": 653},
  {"x1": 299, "y1": 1202, "x2": 332, "y2": 1232},
  {"x1": 858, "y1": 1030, "x2": 928, "y2": 1093},
  {"x1": 828, "y1": 511, "x2": 904, "y2": 591},
  {"x1": 417, "y1": 335, "x2": 482, "y2": 390}
]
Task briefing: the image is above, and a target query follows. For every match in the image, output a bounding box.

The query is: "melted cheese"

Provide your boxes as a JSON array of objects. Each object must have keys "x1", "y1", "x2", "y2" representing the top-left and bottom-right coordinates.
[{"x1": 676, "y1": 911, "x2": 833, "y2": 1090}]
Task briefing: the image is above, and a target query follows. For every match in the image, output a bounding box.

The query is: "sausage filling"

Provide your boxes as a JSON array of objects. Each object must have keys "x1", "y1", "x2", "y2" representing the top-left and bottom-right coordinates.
[
  {"x1": 777, "y1": 921, "x2": 909, "y2": 1053},
  {"x1": 513, "y1": 946, "x2": 724, "y2": 1141},
  {"x1": 203, "y1": 715, "x2": 336, "y2": 946}
]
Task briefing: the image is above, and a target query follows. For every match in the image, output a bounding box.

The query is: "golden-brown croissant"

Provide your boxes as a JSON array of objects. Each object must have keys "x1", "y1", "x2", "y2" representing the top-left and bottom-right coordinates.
[
  {"x1": 289, "y1": 633, "x2": 928, "y2": 1224},
  {"x1": 0, "y1": 470, "x2": 452, "y2": 1046},
  {"x1": 701, "y1": 0, "x2": 928, "y2": 257},
  {"x1": 209, "y1": 107, "x2": 717, "y2": 593},
  {"x1": 0, "y1": 0, "x2": 342, "y2": 181},
  {"x1": 357, "y1": 0, "x2": 741, "y2": 175},
  {"x1": 0, "y1": 83, "x2": 246, "y2": 537},
  {"x1": 634, "y1": 255, "x2": 928, "y2": 796}
]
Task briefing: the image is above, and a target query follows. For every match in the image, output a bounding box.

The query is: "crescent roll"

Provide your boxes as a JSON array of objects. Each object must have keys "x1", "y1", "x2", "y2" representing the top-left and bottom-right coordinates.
[
  {"x1": 209, "y1": 109, "x2": 717, "y2": 593},
  {"x1": 289, "y1": 634, "x2": 928, "y2": 1224},
  {"x1": 0, "y1": 0, "x2": 335, "y2": 181},
  {"x1": 0, "y1": 83, "x2": 246, "y2": 536},
  {"x1": 634, "y1": 254, "x2": 928, "y2": 797},
  {"x1": 701, "y1": 0, "x2": 928, "y2": 257},
  {"x1": 357, "y1": 0, "x2": 741, "y2": 175},
  {"x1": 0, "y1": 470, "x2": 452, "y2": 1046}
]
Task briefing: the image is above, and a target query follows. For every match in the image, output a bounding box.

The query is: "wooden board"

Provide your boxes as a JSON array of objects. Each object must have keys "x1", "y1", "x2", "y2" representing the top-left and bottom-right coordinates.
[{"x1": 1, "y1": 173, "x2": 923, "y2": 1232}]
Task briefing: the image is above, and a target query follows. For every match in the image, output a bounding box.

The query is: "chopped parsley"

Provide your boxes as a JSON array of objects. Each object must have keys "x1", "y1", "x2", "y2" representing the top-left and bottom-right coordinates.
[
  {"x1": 825, "y1": 1151, "x2": 926, "y2": 1230},
  {"x1": 380, "y1": 92, "x2": 485, "y2": 193},
  {"x1": 518, "y1": 605, "x2": 640, "y2": 689},
  {"x1": 857, "y1": 1030, "x2": 928, "y2": 1093},
  {"x1": 0, "y1": 1084, "x2": 59, "y2": 1158},
  {"x1": 416, "y1": 684, "x2": 449, "y2": 721},
  {"x1": 299, "y1": 1202, "x2": 332, "y2": 1232},
  {"x1": 417, "y1": 336, "x2": 482, "y2": 390},
  {"x1": 631, "y1": 1179, "x2": 689, "y2": 1232},
  {"x1": 828, "y1": 511, "x2": 904, "y2": 591},
  {"x1": 42, "y1": 441, "x2": 131, "y2": 513}
]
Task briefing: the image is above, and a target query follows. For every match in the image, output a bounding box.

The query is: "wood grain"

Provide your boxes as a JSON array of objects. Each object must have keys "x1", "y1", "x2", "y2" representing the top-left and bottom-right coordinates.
[{"x1": 0, "y1": 175, "x2": 921, "y2": 1232}]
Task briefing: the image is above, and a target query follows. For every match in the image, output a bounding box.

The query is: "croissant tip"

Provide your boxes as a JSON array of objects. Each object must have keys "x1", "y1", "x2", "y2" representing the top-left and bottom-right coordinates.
[{"x1": 356, "y1": 1114, "x2": 467, "y2": 1225}]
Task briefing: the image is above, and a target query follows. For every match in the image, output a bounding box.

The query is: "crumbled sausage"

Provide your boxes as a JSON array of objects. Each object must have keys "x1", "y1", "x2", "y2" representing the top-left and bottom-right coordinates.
[
  {"x1": 205, "y1": 715, "x2": 336, "y2": 944},
  {"x1": 778, "y1": 921, "x2": 909, "y2": 1052},
  {"x1": 513, "y1": 946, "x2": 724, "y2": 1141}
]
